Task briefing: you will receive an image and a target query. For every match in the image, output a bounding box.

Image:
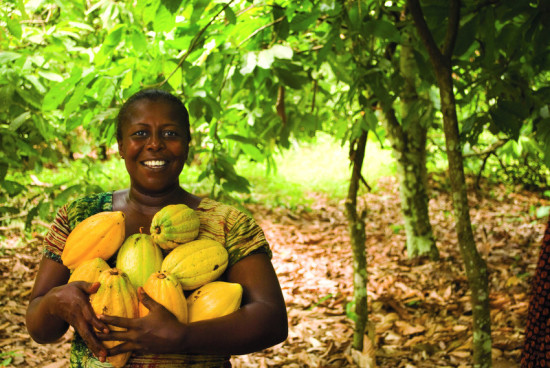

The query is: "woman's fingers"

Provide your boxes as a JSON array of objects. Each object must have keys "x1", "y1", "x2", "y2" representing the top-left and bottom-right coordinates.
[
  {"x1": 104, "y1": 341, "x2": 135, "y2": 356},
  {"x1": 85, "y1": 281, "x2": 101, "y2": 294},
  {"x1": 98, "y1": 314, "x2": 134, "y2": 329},
  {"x1": 74, "y1": 321, "x2": 107, "y2": 358},
  {"x1": 96, "y1": 329, "x2": 131, "y2": 342},
  {"x1": 137, "y1": 287, "x2": 159, "y2": 310}
]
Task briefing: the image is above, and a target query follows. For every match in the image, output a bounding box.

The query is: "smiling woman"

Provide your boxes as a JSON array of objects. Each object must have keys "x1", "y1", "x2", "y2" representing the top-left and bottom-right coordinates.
[{"x1": 25, "y1": 88, "x2": 288, "y2": 368}]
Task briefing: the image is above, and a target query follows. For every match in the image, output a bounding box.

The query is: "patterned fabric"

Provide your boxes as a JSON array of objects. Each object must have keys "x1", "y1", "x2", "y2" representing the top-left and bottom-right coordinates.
[
  {"x1": 43, "y1": 193, "x2": 271, "y2": 368},
  {"x1": 522, "y1": 218, "x2": 550, "y2": 367}
]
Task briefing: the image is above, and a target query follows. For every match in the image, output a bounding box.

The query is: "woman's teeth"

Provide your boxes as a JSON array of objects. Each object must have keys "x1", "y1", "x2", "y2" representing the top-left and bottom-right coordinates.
[{"x1": 143, "y1": 160, "x2": 167, "y2": 168}]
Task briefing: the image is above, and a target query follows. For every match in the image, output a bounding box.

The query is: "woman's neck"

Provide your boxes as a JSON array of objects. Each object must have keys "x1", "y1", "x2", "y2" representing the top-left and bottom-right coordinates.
[{"x1": 125, "y1": 185, "x2": 189, "y2": 213}]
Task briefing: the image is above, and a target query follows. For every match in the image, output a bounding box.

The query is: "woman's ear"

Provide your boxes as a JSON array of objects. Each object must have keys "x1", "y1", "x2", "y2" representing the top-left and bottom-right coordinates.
[{"x1": 118, "y1": 139, "x2": 124, "y2": 159}]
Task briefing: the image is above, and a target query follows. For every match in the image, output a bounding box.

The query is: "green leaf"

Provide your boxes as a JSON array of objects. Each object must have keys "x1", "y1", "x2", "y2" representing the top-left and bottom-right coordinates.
[
  {"x1": 7, "y1": 18, "x2": 23, "y2": 39},
  {"x1": 131, "y1": 29, "x2": 148, "y2": 53},
  {"x1": 64, "y1": 73, "x2": 95, "y2": 117},
  {"x1": 161, "y1": 0, "x2": 182, "y2": 14},
  {"x1": 0, "y1": 164, "x2": 8, "y2": 183},
  {"x1": 224, "y1": 7, "x2": 236, "y2": 25},
  {"x1": 274, "y1": 64, "x2": 309, "y2": 89},
  {"x1": 490, "y1": 101, "x2": 527, "y2": 141},
  {"x1": 454, "y1": 14, "x2": 478, "y2": 57},
  {"x1": 163, "y1": 60, "x2": 182, "y2": 91},
  {"x1": 53, "y1": 184, "x2": 82, "y2": 206},
  {"x1": 364, "y1": 20, "x2": 401, "y2": 43},
  {"x1": 241, "y1": 143, "x2": 264, "y2": 161},
  {"x1": 3, "y1": 180, "x2": 26, "y2": 196},
  {"x1": 190, "y1": 0, "x2": 209, "y2": 23},
  {"x1": 42, "y1": 68, "x2": 83, "y2": 111},
  {"x1": 10, "y1": 112, "x2": 31, "y2": 131},
  {"x1": 37, "y1": 71, "x2": 64, "y2": 82},
  {"x1": 0, "y1": 52, "x2": 22, "y2": 64},
  {"x1": 26, "y1": 204, "x2": 39, "y2": 230},
  {"x1": 154, "y1": 4, "x2": 176, "y2": 33},
  {"x1": 290, "y1": 11, "x2": 319, "y2": 32},
  {"x1": 225, "y1": 134, "x2": 257, "y2": 144},
  {"x1": 104, "y1": 24, "x2": 126, "y2": 47}
]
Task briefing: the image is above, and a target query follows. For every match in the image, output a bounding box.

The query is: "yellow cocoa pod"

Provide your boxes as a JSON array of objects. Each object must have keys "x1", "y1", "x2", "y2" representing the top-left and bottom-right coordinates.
[
  {"x1": 161, "y1": 239, "x2": 228, "y2": 290},
  {"x1": 90, "y1": 268, "x2": 139, "y2": 368},
  {"x1": 116, "y1": 232, "x2": 163, "y2": 288},
  {"x1": 187, "y1": 281, "x2": 243, "y2": 323},
  {"x1": 139, "y1": 271, "x2": 188, "y2": 324},
  {"x1": 62, "y1": 211, "x2": 125, "y2": 270},
  {"x1": 150, "y1": 204, "x2": 200, "y2": 250},
  {"x1": 68, "y1": 258, "x2": 110, "y2": 284}
]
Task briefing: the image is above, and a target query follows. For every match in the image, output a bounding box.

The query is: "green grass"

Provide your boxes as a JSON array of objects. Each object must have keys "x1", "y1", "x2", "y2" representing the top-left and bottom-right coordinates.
[{"x1": 234, "y1": 133, "x2": 396, "y2": 208}]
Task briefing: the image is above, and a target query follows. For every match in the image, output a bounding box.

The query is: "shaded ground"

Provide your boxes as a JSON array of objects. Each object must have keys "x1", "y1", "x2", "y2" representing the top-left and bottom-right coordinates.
[{"x1": 1, "y1": 176, "x2": 547, "y2": 367}]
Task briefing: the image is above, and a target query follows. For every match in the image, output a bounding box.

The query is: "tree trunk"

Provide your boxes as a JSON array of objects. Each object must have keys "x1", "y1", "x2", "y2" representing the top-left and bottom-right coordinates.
[
  {"x1": 381, "y1": 31, "x2": 438, "y2": 260},
  {"x1": 344, "y1": 129, "x2": 370, "y2": 354},
  {"x1": 407, "y1": 0, "x2": 492, "y2": 366}
]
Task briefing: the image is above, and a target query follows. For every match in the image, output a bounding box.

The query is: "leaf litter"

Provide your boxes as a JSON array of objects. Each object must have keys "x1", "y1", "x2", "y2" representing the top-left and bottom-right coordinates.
[{"x1": 0, "y1": 176, "x2": 547, "y2": 367}]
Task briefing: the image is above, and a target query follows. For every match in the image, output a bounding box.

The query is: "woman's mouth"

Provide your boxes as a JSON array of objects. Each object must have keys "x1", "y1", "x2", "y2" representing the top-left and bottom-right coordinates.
[{"x1": 142, "y1": 160, "x2": 168, "y2": 169}]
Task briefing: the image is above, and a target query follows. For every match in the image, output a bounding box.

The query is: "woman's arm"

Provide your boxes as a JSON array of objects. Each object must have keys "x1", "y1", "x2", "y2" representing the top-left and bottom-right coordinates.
[
  {"x1": 98, "y1": 252, "x2": 288, "y2": 356},
  {"x1": 26, "y1": 257, "x2": 109, "y2": 358}
]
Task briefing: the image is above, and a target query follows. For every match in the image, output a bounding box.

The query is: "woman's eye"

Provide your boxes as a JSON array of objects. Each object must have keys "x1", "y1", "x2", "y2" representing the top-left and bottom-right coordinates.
[
  {"x1": 132, "y1": 130, "x2": 147, "y2": 137},
  {"x1": 163, "y1": 131, "x2": 178, "y2": 137}
]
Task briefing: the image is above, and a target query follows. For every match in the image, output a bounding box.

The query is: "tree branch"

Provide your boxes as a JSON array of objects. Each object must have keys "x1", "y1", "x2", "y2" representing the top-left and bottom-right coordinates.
[
  {"x1": 157, "y1": 1, "x2": 236, "y2": 88},
  {"x1": 237, "y1": 16, "x2": 285, "y2": 48},
  {"x1": 442, "y1": 0, "x2": 461, "y2": 58},
  {"x1": 406, "y1": 0, "x2": 445, "y2": 69}
]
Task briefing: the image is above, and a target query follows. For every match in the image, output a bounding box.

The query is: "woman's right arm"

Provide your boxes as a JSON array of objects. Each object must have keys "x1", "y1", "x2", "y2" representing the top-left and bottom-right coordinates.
[{"x1": 26, "y1": 256, "x2": 108, "y2": 358}]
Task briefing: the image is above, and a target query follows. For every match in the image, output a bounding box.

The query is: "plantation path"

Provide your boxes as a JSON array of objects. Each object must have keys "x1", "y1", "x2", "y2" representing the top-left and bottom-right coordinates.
[{"x1": 0, "y1": 177, "x2": 547, "y2": 367}]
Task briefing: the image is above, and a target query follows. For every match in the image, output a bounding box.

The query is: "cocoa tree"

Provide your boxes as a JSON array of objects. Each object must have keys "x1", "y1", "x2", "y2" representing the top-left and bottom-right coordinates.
[{"x1": 407, "y1": 0, "x2": 492, "y2": 365}]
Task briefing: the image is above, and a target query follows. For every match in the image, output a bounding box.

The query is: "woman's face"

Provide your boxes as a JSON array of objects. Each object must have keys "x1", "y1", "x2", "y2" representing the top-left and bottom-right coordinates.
[{"x1": 117, "y1": 99, "x2": 189, "y2": 194}]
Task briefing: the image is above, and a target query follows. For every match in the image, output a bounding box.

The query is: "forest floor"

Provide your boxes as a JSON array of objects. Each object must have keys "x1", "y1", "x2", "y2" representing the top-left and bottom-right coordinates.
[{"x1": 0, "y1": 176, "x2": 548, "y2": 367}]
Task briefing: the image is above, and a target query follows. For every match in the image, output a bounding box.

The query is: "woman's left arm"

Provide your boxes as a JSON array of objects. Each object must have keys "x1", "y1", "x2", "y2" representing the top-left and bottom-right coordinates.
[{"x1": 98, "y1": 252, "x2": 288, "y2": 356}]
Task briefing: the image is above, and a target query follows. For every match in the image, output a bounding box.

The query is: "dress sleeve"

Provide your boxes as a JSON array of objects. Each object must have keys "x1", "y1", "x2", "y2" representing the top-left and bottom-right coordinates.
[
  {"x1": 42, "y1": 204, "x2": 71, "y2": 263},
  {"x1": 225, "y1": 209, "x2": 272, "y2": 267},
  {"x1": 521, "y1": 218, "x2": 550, "y2": 367}
]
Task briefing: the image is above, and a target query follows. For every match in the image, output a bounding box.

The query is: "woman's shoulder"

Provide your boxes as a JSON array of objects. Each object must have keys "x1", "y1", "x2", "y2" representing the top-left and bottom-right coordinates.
[{"x1": 196, "y1": 198, "x2": 252, "y2": 219}]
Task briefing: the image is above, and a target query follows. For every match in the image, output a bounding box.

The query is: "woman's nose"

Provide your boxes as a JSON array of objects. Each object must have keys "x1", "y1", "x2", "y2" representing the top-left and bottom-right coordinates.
[{"x1": 147, "y1": 133, "x2": 165, "y2": 150}]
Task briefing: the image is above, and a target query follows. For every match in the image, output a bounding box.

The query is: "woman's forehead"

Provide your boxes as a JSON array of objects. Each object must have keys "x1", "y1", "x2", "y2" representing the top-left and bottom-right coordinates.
[{"x1": 125, "y1": 99, "x2": 180, "y2": 121}]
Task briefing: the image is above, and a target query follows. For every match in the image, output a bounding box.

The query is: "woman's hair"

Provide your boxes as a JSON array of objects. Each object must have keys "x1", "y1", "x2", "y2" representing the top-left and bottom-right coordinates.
[{"x1": 116, "y1": 89, "x2": 191, "y2": 142}]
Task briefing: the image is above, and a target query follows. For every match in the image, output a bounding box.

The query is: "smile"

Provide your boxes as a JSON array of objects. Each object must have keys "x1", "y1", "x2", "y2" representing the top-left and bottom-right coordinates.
[{"x1": 142, "y1": 160, "x2": 168, "y2": 168}]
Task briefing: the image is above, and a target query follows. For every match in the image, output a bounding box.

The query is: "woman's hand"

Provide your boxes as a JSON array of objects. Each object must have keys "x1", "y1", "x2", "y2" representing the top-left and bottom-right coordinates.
[
  {"x1": 96, "y1": 287, "x2": 185, "y2": 356},
  {"x1": 48, "y1": 281, "x2": 110, "y2": 359},
  {"x1": 26, "y1": 257, "x2": 109, "y2": 361}
]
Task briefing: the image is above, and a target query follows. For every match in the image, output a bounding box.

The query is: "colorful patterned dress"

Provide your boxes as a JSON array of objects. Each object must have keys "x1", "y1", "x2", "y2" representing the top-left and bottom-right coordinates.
[
  {"x1": 42, "y1": 192, "x2": 272, "y2": 368},
  {"x1": 522, "y1": 218, "x2": 550, "y2": 367}
]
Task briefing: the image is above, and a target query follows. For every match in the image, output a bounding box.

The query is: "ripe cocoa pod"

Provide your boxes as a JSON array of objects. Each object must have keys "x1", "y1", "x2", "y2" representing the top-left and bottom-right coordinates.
[
  {"x1": 116, "y1": 233, "x2": 163, "y2": 288},
  {"x1": 139, "y1": 271, "x2": 188, "y2": 324},
  {"x1": 62, "y1": 211, "x2": 125, "y2": 270},
  {"x1": 187, "y1": 281, "x2": 243, "y2": 323},
  {"x1": 90, "y1": 268, "x2": 138, "y2": 368},
  {"x1": 161, "y1": 239, "x2": 228, "y2": 290},
  {"x1": 68, "y1": 257, "x2": 110, "y2": 284},
  {"x1": 150, "y1": 204, "x2": 200, "y2": 250}
]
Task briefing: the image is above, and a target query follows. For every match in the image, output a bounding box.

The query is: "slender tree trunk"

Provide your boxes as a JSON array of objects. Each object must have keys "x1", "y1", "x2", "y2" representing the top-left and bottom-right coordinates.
[
  {"x1": 407, "y1": 0, "x2": 492, "y2": 366},
  {"x1": 381, "y1": 31, "x2": 438, "y2": 260},
  {"x1": 344, "y1": 130, "x2": 369, "y2": 353}
]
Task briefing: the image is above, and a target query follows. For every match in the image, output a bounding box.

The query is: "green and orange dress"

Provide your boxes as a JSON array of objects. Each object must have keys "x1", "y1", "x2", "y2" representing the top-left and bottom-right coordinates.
[{"x1": 43, "y1": 192, "x2": 272, "y2": 368}]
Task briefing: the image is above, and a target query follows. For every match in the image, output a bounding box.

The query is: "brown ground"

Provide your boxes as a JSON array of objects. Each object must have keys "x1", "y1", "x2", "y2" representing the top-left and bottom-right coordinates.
[{"x1": 0, "y1": 176, "x2": 547, "y2": 367}]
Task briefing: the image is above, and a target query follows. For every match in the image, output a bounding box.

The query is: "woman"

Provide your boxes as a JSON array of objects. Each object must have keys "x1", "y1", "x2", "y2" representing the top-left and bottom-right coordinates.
[{"x1": 26, "y1": 89, "x2": 288, "y2": 367}]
